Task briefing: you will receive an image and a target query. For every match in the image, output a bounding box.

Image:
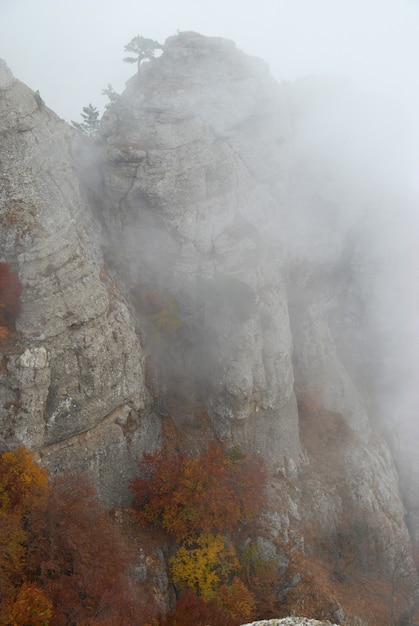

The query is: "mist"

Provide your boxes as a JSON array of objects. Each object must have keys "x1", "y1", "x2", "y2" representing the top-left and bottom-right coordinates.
[
  {"x1": 1, "y1": 0, "x2": 417, "y2": 452},
  {"x1": 2, "y1": 2, "x2": 419, "y2": 619},
  {"x1": 1, "y1": 0, "x2": 418, "y2": 126},
  {"x1": 85, "y1": 20, "x2": 416, "y2": 456}
]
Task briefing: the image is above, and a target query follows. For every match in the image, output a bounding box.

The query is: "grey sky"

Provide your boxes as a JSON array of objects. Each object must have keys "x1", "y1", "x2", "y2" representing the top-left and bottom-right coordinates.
[{"x1": 1, "y1": 0, "x2": 418, "y2": 124}]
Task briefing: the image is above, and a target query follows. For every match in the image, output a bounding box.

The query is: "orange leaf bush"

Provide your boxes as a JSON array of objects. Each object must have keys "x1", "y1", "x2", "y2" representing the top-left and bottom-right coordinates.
[
  {"x1": 0, "y1": 447, "x2": 48, "y2": 514},
  {"x1": 130, "y1": 442, "x2": 266, "y2": 541},
  {"x1": 131, "y1": 442, "x2": 266, "y2": 625},
  {"x1": 1, "y1": 582, "x2": 53, "y2": 626},
  {"x1": 216, "y1": 576, "x2": 255, "y2": 622},
  {"x1": 0, "y1": 447, "x2": 152, "y2": 626},
  {"x1": 0, "y1": 511, "x2": 27, "y2": 599}
]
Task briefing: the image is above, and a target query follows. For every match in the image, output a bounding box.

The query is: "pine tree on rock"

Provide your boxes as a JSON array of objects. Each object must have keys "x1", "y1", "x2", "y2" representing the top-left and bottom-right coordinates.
[
  {"x1": 71, "y1": 103, "x2": 100, "y2": 137},
  {"x1": 102, "y1": 84, "x2": 120, "y2": 111},
  {"x1": 123, "y1": 35, "x2": 163, "y2": 70}
]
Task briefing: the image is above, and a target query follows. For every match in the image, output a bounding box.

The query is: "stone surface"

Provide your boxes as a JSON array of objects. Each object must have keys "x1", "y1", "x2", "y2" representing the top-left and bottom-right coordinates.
[
  {"x1": 0, "y1": 59, "x2": 159, "y2": 505},
  {"x1": 242, "y1": 620, "x2": 338, "y2": 626},
  {"x1": 99, "y1": 32, "x2": 300, "y2": 463},
  {"x1": 97, "y1": 34, "x2": 413, "y2": 582},
  {"x1": 0, "y1": 33, "x2": 414, "y2": 574}
]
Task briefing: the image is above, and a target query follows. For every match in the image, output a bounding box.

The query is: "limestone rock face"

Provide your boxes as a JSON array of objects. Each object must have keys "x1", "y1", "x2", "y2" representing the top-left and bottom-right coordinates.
[
  {"x1": 0, "y1": 32, "x2": 414, "y2": 575},
  {"x1": 0, "y1": 60, "x2": 159, "y2": 505},
  {"x1": 242, "y1": 620, "x2": 339, "y2": 626},
  {"x1": 99, "y1": 32, "x2": 300, "y2": 462},
  {"x1": 96, "y1": 33, "x2": 412, "y2": 576}
]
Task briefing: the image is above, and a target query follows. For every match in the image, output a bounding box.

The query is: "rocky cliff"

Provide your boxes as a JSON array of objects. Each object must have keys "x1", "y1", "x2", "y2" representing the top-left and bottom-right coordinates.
[
  {"x1": 99, "y1": 32, "x2": 301, "y2": 463},
  {"x1": 0, "y1": 32, "x2": 417, "y2": 613},
  {"x1": 0, "y1": 58, "x2": 159, "y2": 506}
]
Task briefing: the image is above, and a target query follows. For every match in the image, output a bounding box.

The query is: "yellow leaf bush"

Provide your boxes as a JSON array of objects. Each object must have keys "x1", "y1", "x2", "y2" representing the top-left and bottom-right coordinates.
[{"x1": 170, "y1": 533, "x2": 240, "y2": 600}]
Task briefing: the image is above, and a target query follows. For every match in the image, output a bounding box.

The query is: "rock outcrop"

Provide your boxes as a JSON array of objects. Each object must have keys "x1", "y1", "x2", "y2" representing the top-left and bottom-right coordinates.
[
  {"x1": 0, "y1": 59, "x2": 159, "y2": 505},
  {"x1": 99, "y1": 32, "x2": 301, "y2": 463},
  {"x1": 0, "y1": 32, "x2": 416, "y2": 594},
  {"x1": 242, "y1": 620, "x2": 338, "y2": 626},
  {"x1": 95, "y1": 33, "x2": 413, "y2": 587}
]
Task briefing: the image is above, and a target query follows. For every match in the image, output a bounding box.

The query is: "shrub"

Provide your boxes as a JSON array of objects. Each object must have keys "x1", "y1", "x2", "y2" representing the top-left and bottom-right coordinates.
[
  {"x1": 240, "y1": 542, "x2": 282, "y2": 618},
  {"x1": 163, "y1": 590, "x2": 218, "y2": 626},
  {"x1": 131, "y1": 442, "x2": 266, "y2": 624},
  {"x1": 169, "y1": 533, "x2": 240, "y2": 599},
  {"x1": 163, "y1": 587, "x2": 252, "y2": 626},
  {"x1": 0, "y1": 510, "x2": 27, "y2": 599},
  {"x1": 1, "y1": 582, "x2": 53, "y2": 626},
  {"x1": 130, "y1": 442, "x2": 266, "y2": 542},
  {"x1": 26, "y1": 472, "x2": 130, "y2": 626},
  {"x1": 0, "y1": 447, "x2": 48, "y2": 514},
  {"x1": 0, "y1": 448, "x2": 149, "y2": 626},
  {"x1": 216, "y1": 576, "x2": 255, "y2": 622}
]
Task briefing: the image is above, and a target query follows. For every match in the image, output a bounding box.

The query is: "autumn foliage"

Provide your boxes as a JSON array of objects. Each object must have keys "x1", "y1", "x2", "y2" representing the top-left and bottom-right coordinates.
[
  {"x1": 0, "y1": 447, "x2": 48, "y2": 514},
  {"x1": 163, "y1": 590, "x2": 225, "y2": 626},
  {"x1": 170, "y1": 532, "x2": 240, "y2": 599},
  {"x1": 25, "y1": 473, "x2": 133, "y2": 626},
  {"x1": 0, "y1": 262, "x2": 22, "y2": 342},
  {"x1": 0, "y1": 440, "x2": 356, "y2": 625},
  {"x1": 1, "y1": 583, "x2": 53, "y2": 626},
  {"x1": 130, "y1": 441, "x2": 266, "y2": 541},
  {"x1": 130, "y1": 442, "x2": 267, "y2": 625},
  {"x1": 0, "y1": 447, "x2": 148, "y2": 626}
]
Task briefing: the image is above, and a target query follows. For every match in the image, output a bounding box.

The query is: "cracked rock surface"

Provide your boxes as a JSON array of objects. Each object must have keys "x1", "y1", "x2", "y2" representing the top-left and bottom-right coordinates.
[
  {"x1": 244, "y1": 617, "x2": 336, "y2": 626},
  {"x1": 0, "y1": 59, "x2": 159, "y2": 505},
  {"x1": 0, "y1": 34, "x2": 415, "y2": 568}
]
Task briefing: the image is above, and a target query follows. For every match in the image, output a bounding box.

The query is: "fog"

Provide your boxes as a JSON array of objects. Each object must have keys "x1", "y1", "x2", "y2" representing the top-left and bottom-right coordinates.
[
  {"x1": 2, "y1": 0, "x2": 419, "y2": 492},
  {"x1": 1, "y1": 0, "x2": 418, "y2": 128}
]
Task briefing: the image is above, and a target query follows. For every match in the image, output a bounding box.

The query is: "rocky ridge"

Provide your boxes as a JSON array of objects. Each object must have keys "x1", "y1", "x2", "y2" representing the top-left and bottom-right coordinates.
[
  {"x1": 99, "y1": 32, "x2": 301, "y2": 461},
  {"x1": 0, "y1": 32, "x2": 417, "y2": 617},
  {"x1": 0, "y1": 58, "x2": 159, "y2": 505}
]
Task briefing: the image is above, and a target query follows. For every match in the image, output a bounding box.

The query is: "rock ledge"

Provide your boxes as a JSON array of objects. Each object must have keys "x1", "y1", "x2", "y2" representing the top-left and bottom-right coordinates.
[{"x1": 243, "y1": 617, "x2": 337, "y2": 626}]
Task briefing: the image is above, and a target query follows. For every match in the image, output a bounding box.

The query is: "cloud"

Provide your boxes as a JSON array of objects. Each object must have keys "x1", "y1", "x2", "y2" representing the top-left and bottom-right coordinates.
[{"x1": 0, "y1": 0, "x2": 417, "y2": 123}]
